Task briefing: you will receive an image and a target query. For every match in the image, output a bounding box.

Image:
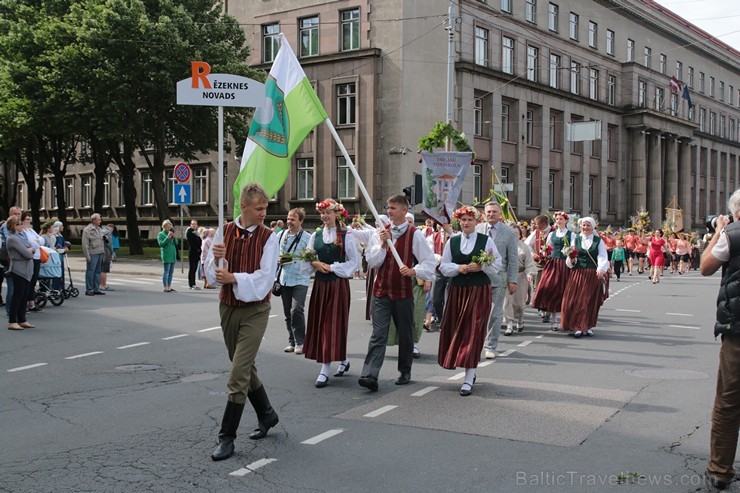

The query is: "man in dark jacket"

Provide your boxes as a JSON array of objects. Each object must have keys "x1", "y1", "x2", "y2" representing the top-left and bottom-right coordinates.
[{"x1": 186, "y1": 219, "x2": 202, "y2": 290}]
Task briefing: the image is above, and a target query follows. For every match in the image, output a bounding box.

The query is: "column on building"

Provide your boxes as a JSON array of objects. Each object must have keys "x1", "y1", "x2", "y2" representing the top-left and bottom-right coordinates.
[
  {"x1": 664, "y1": 136, "x2": 678, "y2": 208},
  {"x1": 723, "y1": 150, "x2": 731, "y2": 209},
  {"x1": 629, "y1": 127, "x2": 647, "y2": 216},
  {"x1": 647, "y1": 131, "x2": 663, "y2": 227},
  {"x1": 678, "y1": 138, "x2": 692, "y2": 229},
  {"x1": 694, "y1": 144, "x2": 702, "y2": 226},
  {"x1": 540, "y1": 106, "x2": 551, "y2": 214},
  {"x1": 562, "y1": 109, "x2": 572, "y2": 212},
  {"x1": 599, "y1": 120, "x2": 608, "y2": 217},
  {"x1": 712, "y1": 148, "x2": 720, "y2": 214}
]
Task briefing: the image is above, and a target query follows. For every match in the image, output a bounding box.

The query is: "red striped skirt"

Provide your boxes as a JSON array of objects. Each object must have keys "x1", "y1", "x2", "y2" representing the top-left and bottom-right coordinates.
[
  {"x1": 531, "y1": 258, "x2": 571, "y2": 313},
  {"x1": 304, "y1": 277, "x2": 350, "y2": 363},
  {"x1": 560, "y1": 268, "x2": 605, "y2": 332},
  {"x1": 437, "y1": 284, "x2": 492, "y2": 369}
]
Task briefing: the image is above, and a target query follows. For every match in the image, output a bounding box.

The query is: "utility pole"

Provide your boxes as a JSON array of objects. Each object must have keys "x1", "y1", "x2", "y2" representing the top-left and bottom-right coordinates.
[{"x1": 446, "y1": 1, "x2": 455, "y2": 132}]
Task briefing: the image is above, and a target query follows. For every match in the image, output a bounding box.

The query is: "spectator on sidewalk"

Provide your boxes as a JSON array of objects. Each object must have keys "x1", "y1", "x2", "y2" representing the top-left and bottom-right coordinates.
[
  {"x1": 6, "y1": 216, "x2": 35, "y2": 330},
  {"x1": 2, "y1": 207, "x2": 23, "y2": 313},
  {"x1": 23, "y1": 213, "x2": 44, "y2": 311},
  {"x1": 158, "y1": 219, "x2": 178, "y2": 293},
  {"x1": 187, "y1": 219, "x2": 202, "y2": 290},
  {"x1": 100, "y1": 225, "x2": 115, "y2": 291},
  {"x1": 82, "y1": 213, "x2": 106, "y2": 296},
  {"x1": 200, "y1": 228, "x2": 216, "y2": 289}
]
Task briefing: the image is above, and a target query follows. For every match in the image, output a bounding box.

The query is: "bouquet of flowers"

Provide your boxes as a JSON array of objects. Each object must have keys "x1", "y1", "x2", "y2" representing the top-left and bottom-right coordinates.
[
  {"x1": 352, "y1": 213, "x2": 367, "y2": 226},
  {"x1": 630, "y1": 208, "x2": 651, "y2": 232},
  {"x1": 472, "y1": 249, "x2": 496, "y2": 266},
  {"x1": 561, "y1": 235, "x2": 577, "y2": 258},
  {"x1": 283, "y1": 248, "x2": 318, "y2": 263}
]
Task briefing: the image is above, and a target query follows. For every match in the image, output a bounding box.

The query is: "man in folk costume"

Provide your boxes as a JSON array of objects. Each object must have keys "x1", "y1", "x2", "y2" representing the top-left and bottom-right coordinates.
[
  {"x1": 525, "y1": 214, "x2": 552, "y2": 323},
  {"x1": 475, "y1": 201, "x2": 519, "y2": 359},
  {"x1": 359, "y1": 194, "x2": 436, "y2": 391},
  {"x1": 205, "y1": 183, "x2": 280, "y2": 461}
]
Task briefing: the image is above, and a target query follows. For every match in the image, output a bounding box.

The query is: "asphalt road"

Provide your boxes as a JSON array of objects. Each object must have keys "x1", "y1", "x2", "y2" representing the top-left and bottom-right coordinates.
[{"x1": 0, "y1": 268, "x2": 733, "y2": 492}]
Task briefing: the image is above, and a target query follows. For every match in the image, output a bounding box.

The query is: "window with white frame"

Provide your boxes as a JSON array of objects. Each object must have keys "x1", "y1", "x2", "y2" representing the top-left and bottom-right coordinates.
[
  {"x1": 500, "y1": 166, "x2": 509, "y2": 183},
  {"x1": 526, "y1": 0, "x2": 536, "y2": 22},
  {"x1": 606, "y1": 29, "x2": 614, "y2": 55},
  {"x1": 141, "y1": 171, "x2": 153, "y2": 205},
  {"x1": 525, "y1": 170, "x2": 533, "y2": 206},
  {"x1": 337, "y1": 156, "x2": 356, "y2": 199},
  {"x1": 675, "y1": 61, "x2": 683, "y2": 80},
  {"x1": 689, "y1": 105, "x2": 695, "y2": 122},
  {"x1": 570, "y1": 60, "x2": 580, "y2": 95},
  {"x1": 262, "y1": 24, "x2": 280, "y2": 63},
  {"x1": 473, "y1": 164, "x2": 482, "y2": 201},
  {"x1": 644, "y1": 47, "x2": 651, "y2": 69},
  {"x1": 549, "y1": 114, "x2": 556, "y2": 149},
  {"x1": 341, "y1": 8, "x2": 360, "y2": 51},
  {"x1": 17, "y1": 183, "x2": 24, "y2": 211},
  {"x1": 549, "y1": 53, "x2": 560, "y2": 89},
  {"x1": 501, "y1": 0, "x2": 511, "y2": 13},
  {"x1": 51, "y1": 181, "x2": 58, "y2": 209},
  {"x1": 720, "y1": 116, "x2": 725, "y2": 138},
  {"x1": 659, "y1": 54, "x2": 666, "y2": 74},
  {"x1": 548, "y1": 172, "x2": 555, "y2": 208},
  {"x1": 117, "y1": 175, "x2": 125, "y2": 206},
  {"x1": 103, "y1": 173, "x2": 112, "y2": 207},
  {"x1": 501, "y1": 103, "x2": 510, "y2": 140},
  {"x1": 638, "y1": 80, "x2": 647, "y2": 108},
  {"x1": 296, "y1": 158, "x2": 314, "y2": 200},
  {"x1": 193, "y1": 168, "x2": 207, "y2": 203},
  {"x1": 655, "y1": 87, "x2": 664, "y2": 111},
  {"x1": 526, "y1": 110, "x2": 534, "y2": 145},
  {"x1": 608, "y1": 75, "x2": 616, "y2": 106},
  {"x1": 299, "y1": 16, "x2": 319, "y2": 57},
  {"x1": 670, "y1": 93, "x2": 678, "y2": 116},
  {"x1": 589, "y1": 68, "x2": 599, "y2": 100},
  {"x1": 569, "y1": 174, "x2": 576, "y2": 210},
  {"x1": 688, "y1": 67, "x2": 694, "y2": 88},
  {"x1": 710, "y1": 76, "x2": 715, "y2": 97},
  {"x1": 337, "y1": 83, "x2": 356, "y2": 125},
  {"x1": 627, "y1": 39, "x2": 634, "y2": 62},
  {"x1": 730, "y1": 119, "x2": 736, "y2": 142},
  {"x1": 700, "y1": 108, "x2": 706, "y2": 132},
  {"x1": 475, "y1": 26, "x2": 489, "y2": 66},
  {"x1": 82, "y1": 175, "x2": 92, "y2": 208},
  {"x1": 526, "y1": 46, "x2": 538, "y2": 82},
  {"x1": 548, "y1": 3, "x2": 558, "y2": 31},
  {"x1": 569, "y1": 13, "x2": 578, "y2": 40},
  {"x1": 474, "y1": 98, "x2": 483, "y2": 136},
  {"x1": 588, "y1": 21, "x2": 597, "y2": 48},
  {"x1": 166, "y1": 170, "x2": 175, "y2": 204},
  {"x1": 502, "y1": 36, "x2": 514, "y2": 74},
  {"x1": 700, "y1": 72, "x2": 705, "y2": 93},
  {"x1": 720, "y1": 81, "x2": 725, "y2": 102},
  {"x1": 710, "y1": 111, "x2": 716, "y2": 135}
]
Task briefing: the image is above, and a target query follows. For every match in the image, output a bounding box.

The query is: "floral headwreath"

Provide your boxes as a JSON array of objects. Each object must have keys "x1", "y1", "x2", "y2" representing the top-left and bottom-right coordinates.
[
  {"x1": 316, "y1": 199, "x2": 350, "y2": 220},
  {"x1": 452, "y1": 205, "x2": 483, "y2": 221},
  {"x1": 553, "y1": 211, "x2": 569, "y2": 221}
]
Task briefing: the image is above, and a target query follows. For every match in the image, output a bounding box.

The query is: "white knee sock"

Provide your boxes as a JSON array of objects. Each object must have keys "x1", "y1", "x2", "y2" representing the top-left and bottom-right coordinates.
[
  {"x1": 464, "y1": 368, "x2": 476, "y2": 386},
  {"x1": 318, "y1": 363, "x2": 330, "y2": 381}
]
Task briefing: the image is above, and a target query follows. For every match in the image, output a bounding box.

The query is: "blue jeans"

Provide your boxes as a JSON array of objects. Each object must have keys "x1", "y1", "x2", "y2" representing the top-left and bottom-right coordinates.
[
  {"x1": 162, "y1": 263, "x2": 175, "y2": 287},
  {"x1": 85, "y1": 253, "x2": 103, "y2": 293},
  {"x1": 5, "y1": 274, "x2": 14, "y2": 317}
]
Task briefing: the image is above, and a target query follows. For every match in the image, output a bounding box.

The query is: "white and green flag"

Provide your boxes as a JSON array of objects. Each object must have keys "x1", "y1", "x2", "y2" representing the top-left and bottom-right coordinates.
[{"x1": 233, "y1": 35, "x2": 328, "y2": 218}]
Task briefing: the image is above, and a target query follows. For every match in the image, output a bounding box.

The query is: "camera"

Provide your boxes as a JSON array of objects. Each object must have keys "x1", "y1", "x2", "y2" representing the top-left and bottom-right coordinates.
[{"x1": 706, "y1": 214, "x2": 734, "y2": 231}]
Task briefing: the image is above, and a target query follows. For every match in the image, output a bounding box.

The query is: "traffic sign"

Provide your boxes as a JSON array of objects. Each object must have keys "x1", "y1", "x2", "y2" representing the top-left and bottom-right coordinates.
[
  {"x1": 174, "y1": 162, "x2": 191, "y2": 183},
  {"x1": 174, "y1": 184, "x2": 191, "y2": 204}
]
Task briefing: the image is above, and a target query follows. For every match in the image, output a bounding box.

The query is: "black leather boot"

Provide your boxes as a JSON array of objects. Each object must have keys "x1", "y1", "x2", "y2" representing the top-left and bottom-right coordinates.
[
  {"x1": 211, "y1": 401, "x2": 245, "y2": 461},
  {"x1": 247, "y1": 385, "x2": 279, "y2": 440}
]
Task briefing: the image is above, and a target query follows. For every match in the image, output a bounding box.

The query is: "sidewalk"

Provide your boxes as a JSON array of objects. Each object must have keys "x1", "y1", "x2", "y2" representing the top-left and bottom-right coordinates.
[{"x1": 65, "y1": 254, "x2": 179, "y2": 278}]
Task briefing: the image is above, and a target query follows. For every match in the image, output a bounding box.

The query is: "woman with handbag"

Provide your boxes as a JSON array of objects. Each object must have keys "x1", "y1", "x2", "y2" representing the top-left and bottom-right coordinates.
[
  {"x1": 6, "y1": 215, "x2": 36, "y2": 330},
  {"x1": 302, "y1": 199, "x2": 360, "y2": 388}
]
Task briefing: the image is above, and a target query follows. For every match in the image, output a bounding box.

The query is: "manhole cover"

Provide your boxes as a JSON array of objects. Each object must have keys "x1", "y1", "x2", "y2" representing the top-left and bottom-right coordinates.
[
  {"x1": 181, "y1": 373, "x2": 219, "y2": 383},
  {"x1": 625, "y1": 369, "x2": 709, "y2": 380},
  {"x1": 115, "y1": 364, "x2": 161, "y2": 372}
]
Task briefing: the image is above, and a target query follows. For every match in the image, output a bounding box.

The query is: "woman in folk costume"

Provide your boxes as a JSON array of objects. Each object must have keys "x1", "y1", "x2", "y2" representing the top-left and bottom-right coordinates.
[
  {"x1": 648, "y1": 229, "x2": 671, "y2": 284},
  {"x1": 503, "y1": 225, "x2": 537, "y2": 335},
  {"x1": 303, "y1": 199, "x2": 360, "y2": 388},
  {"x1": 437, "y1": 206, "x2": 502, "y2": 396},
  {"x1": 531, "y1": 211, "x2": 575, "y2": 331},
  {"x1": 561, "y1": 217, "x2": 610, "y2": 338}
]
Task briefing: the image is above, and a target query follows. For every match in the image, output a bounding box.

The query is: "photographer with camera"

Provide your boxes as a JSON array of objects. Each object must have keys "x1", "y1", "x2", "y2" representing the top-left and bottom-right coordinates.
[
  {"x1": 700, "y1": 189, "x2": 740, "y2": 490},
  {"x1": 157, "y1": 219, "x2": 178, "y2": 293}
]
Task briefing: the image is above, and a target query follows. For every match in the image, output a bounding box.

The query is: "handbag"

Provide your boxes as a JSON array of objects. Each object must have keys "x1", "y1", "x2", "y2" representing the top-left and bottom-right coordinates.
[
  {"x1": 39, "y1": 247, "x2": 50, "y2": 264},
  {"x1": 272, "y1": 230, "x2": 304, "y2": 296}
]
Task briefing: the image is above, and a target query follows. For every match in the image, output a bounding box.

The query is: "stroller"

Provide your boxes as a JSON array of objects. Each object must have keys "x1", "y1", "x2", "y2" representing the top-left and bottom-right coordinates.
[
  {"x1": 36, "y1": 247, "x2": 64, "y2": 307},
  {"x1": 61, "y1": 253, "x2": 79, "y2": 299}
]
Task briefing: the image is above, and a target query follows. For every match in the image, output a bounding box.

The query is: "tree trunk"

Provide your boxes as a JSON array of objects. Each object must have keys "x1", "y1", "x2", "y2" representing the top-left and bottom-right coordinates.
[
  {"x1": 110, "y1": 140, "x2": 143, "y2": 255},
  {"x1": 91, "y1": 137, "x2": 111, "y2": 213},
  {"x1": 0, "y1": 155, "x2": 18, "y2": 218},
  {"x1": 144, "y1": 121, "x2": 170, "y2": 222},
  {"x1": 19, "y1": 142, "x2": 45, "y2": 231}
]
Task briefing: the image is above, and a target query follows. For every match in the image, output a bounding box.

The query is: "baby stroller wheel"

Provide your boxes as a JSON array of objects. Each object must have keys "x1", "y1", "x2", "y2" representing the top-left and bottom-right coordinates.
[
  {"x1": 70, "y1": 287, "x2": 80, "y2": 298},
  {"x1": 35, "y1": 292, "x2": 48, "y2": 309},
  {"x1": 49, "y1": 291, "x2": 64, "y2": 306},
  {"x1": 62, "y1": 288, "x2": 71, "y2": 299}
]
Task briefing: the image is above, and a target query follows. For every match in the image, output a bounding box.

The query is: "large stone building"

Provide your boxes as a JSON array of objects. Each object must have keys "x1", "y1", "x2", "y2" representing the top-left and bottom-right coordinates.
[{"x1": 19, "y1": 0, "x2": 740, "y2": 235}]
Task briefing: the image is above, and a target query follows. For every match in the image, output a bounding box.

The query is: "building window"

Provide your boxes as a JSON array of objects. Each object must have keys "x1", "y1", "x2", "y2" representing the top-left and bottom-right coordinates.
[
  {"x1": 655, "y1": 87, "x2": 664, "y2": 111},
  {"x1": 638, "y1": 80, "x2": 647, "y2": 108},
  {"x1": 548, "y1": 3, "x2": 558, "y2": 31},
  {"x1": 502, "y1": 36, "x2": 514, "y2": 74},
  {"x1": 65, "y1": 177, "x2": 74, "y2": 209},
  {"x1": 569, "y1": 13, "x2": 578, "y2": 41},
  {"x1": 589, "y1": 68, "x2": 599, "y2": 100},
  {"x1": 688, "y1": 105, "x2": 695, "y2": 122},
  {"x1": 644, "y1": 47, "x2": 651, "y2": 69},
  {"x1": 341, "y1": 8, "x2": 360, "y2": 51},
  {"x1": 720, "y1": 81, "x2": 725, "y2": 102},
  {"x1": 588, "y1": 177, "x2": 594, "y2": 211},
  {"x1": 193, "y1": 168, "x2": 207, "y2": 203},
  {"x1": 501, "y1": 0, "x2": 511, "y2": 13},
  {"x1": 659, "y1": 54, "x2": 666, "y2": 74},
  {"x1": 296, "y1": 158, "x2": 314, "y2": 200},
  {"x1": 549, "y1": 53, "x2": 560, "y2": 89},
  {"x1": 675, "y1": 61, "x2": 683, "y2": 80},
  {"x1": 606, "y1": 179, "x2": 612, "y2": 211},
  {"x1": 627, "y1": 39, "x2": 634, "y2": 62},
  {"x1": 670, "y1": 93, "x2": 678, "y2": 116},
  {"x1": 16, "y1": 183, "x2": 24, "y2": 211},
  {"x1": 549, "y1": 114, "x2": 556, "y2": 149},
  {"x1": 700, "y1": 72, "x2": 705, "y2": 93},
  {"x1": 337, "y1": 156, "x2": 356, "y2": 199},
  {"x1": 262, "y1": 23, "x2": 280, "y2": 63},
  {"x1": 730, "y1": 85, "x2": 735, "y2": 106},
  {"x1": 299, "y1": 16, "x2": 319, "y2": 58},
  {"x1": 588, "y1": 21, "x2": 597, "y2": 48},
  {"x1": 569, "y1": 174, "x2": 576, "y2": 210},
  {"x1": 141, "y1": 171, "x2": 152, "y2": 205},
  {"x1": 710, "y1": 111, "x2": 716, "y2": 135},
  {"x1": 570, "y1": 60, "x2": 580, "y2": 95},
  {"x1": 526, "y1": 46, "x2": 538, "y2": 82},
  {"x1": 474, "y1": 98, "x2": 483, "y2": 136},
  {"x1": 473, "y1": 164, "x2": 482, "y2": 201},
  {"x1": 51, "y1": 181, "x2": 58, "y2": 209},
  {"x1": 720, "y1": 116, "x2": 726, "y2": 138},
  {"x1": 688, "y1": 67, "x2": 694, "y2": 88},
  {"x1": 117, "y1": 175, "x2": 125, "y2": 206},
  {"x1": 730, "y1": 119, "x2": 736, "y2": 142},
  {"x1": 606, "y1": 29, "x2": 614, "y2": 55},
  {"x1": 103, "y1": 173, "x2": 112, "y2": 207},
  {"x1": 82, "y1": 176, "x2": 92, "y2": 208},
  {"x1": 548, "y1": 172, "x2": 556, "y2": 208},
  {"x1": 699, "y1": 108, "x2": 706, "y2": 132},
  {"x1": 165, "y1": 170, "x2": 175, "y2": 204},
  {"x1": 526, "y1": 0, "x2": 536, "y2": 23},
  {"x1": 337, "y1": 83, "x2": 356, "y2": 125},
  {"x1": 501, "y1": 104, "x2": 510, "y2": 141},
  {"x1": 608, "y1": 75, "x2": 616, "y2": 106},
  {"x1": 500, "y1": 166, "x2": 509, "y2": 183},
  {"x1": 710, "y1": 77, "x2": 715, "y2": 97},
  {"x1": 475, "y1": 27, "x2": 489, "y2": 66},
  {"x1": 526, "y1": 110, "x2": 534, "y2": 145},
  {"x1": 525, "y1": 170, "x2": 533, "y2": 206}
]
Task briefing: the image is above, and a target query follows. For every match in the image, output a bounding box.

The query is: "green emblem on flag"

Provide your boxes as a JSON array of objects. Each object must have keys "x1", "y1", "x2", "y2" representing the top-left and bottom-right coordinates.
[{"x1": 249, "y1": 77, "x2": 288, "y2": 157}]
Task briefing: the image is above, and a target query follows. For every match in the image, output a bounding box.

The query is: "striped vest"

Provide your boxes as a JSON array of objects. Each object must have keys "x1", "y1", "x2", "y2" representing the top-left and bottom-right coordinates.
[
  {"x1": 373, "y1": 225, "x2": 416, "y2": 300},
  {"x1": 219, "y1": 222, "x2": 272, "y2": 307}
]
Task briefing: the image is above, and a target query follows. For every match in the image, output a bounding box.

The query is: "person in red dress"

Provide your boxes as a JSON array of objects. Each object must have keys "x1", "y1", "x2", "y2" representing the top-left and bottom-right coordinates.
[
  {"x1": 437, "y1": 206, "x2": 501, "y2": 396},
  {"x1": 648, "y1": 229, "x2": 671, "y2": 284}
]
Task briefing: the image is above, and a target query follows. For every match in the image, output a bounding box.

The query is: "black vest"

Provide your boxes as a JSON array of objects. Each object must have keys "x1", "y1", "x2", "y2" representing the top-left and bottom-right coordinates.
[
  {"x1": 313, "y1": 229, "x2": 346, "y2": 282},
  {"x1": 715, "y1": 222, "x2": 740, "y2": 337},
  {"x1": 450, "y1": 233, "x2": 491, "y2": 287}
]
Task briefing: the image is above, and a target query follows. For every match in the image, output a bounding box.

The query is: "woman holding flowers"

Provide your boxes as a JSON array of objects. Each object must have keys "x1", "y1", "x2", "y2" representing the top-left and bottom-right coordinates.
[
  {"x1": 561, "y1": 217, "x2": 610, "y2": 338},
  {"x1": 531, "y1": 211, "x2": 575, "y2": 331},
  {"x1": 437, "y1": 206, "x2": 502, "y2": 396},
  {"x1": 648, "y1": 229, "x2": 671, "y2": 284},
  {"x1": 302, "y1": 199, "x2": 360, "y2": 388}
]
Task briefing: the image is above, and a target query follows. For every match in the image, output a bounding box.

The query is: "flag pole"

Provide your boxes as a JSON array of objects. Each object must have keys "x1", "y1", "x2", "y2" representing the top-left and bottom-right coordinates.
[{"x1": 323, "y1": 119, "x2": 404, "y2": 268}]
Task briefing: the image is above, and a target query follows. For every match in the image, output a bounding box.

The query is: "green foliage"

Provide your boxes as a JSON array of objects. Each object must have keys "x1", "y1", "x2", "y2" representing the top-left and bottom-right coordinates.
[{"x1": 418, "y1": 122, "x2": 474, "y2": 157}]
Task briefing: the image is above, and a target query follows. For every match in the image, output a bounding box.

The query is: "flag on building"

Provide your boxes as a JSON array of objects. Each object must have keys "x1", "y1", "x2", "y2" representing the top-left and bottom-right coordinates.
[
  {"x1": 233, "y1": 34, "x2": 328, "y2": 218},
  {"x1": 669, "y1": 76, "x2": 681, "y2": 93},
  {"x1": 682, "y1": 84, "x2": 694, "y2": 109}
]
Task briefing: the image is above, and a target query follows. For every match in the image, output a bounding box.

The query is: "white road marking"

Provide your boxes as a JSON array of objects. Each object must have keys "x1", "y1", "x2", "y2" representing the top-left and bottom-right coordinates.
[
  {"x1": 535, "y1": 335, "x2": 544, "y2": 339},
  {"x1": 478, "y1": 361, "x2": 493, "y2": 368},
  {"x1": 135, "y1": 277, "x2": 158, "y2": 282},
  {"x1": 615, "y1": 308, "x2": 641, "y2": 312},
  {"x1": 669, "y1": 324, "x2": 701, "y2": 330},
  {"x1": 517, "y1": 341, "x2": 532, "y2": 347},
  {"x1": 666, "y1": 312, "x2": 694, "y2": 317},
  {"x1": 269, "y1": 315, "x2": 278, "y2": 318},
  {"x1": 411, "y1": 386, "x2": 438, "y2": 397},
  {"x1": 116, "y1": 342, "x2": 150, "y2": 349},
  {"x1": 364, "y1": 405, "x2": 398, "y2": 418},
  {"x1": 111, "y1": 279, "x2": 152, "y2": 285},
  {"x1": 198, "y1": 326, "x2": 221, "y2": 333},
  {"x1": 448, "y1": 372, "x2": 465, "y2": 380},
  {"x1": 499, "y1": 349, "x2": 516, "y2": 357},
  {"x1": 229, "y1": 458, "x2": 277, "y2": 477},
  {"x1": 7, "y1": 363, "x2": 47, "y2": 372},
  {"x1": 301, "y1": 429, "x2": 344, "y2": 445},
  {"x1": 162, "y1": 334, "x2": 189, "y2": 340},
  {"x1": 65, "y1": 351, "x2": 104, "y2": 360}
]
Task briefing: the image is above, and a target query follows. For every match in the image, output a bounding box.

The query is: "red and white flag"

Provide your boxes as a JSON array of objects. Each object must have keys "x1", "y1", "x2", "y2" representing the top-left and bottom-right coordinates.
[{"x1": 669, "y1": 76, "x2": 681, "y2": 93}]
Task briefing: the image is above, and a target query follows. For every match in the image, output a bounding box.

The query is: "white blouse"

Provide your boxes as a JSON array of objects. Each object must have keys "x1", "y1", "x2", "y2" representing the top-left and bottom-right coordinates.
[
  {"x1": 302, "y1": 227, "x2": 360, "y2": 279},
  {"x1": 439, "y1": 232, "x2": 502, "y2": 279},
  {"x1": 565, "y1": 233, "x2": 610, "y2": 273}
]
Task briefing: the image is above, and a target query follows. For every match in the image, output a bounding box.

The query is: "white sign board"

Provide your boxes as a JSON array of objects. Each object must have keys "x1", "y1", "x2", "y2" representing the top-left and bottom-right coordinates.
[
  {"x1": 420, "y1": 151, "x2": 472, "y2": 224},
  {"x1": 176, "y1": 62, "x2": 265, "y2": 108}
]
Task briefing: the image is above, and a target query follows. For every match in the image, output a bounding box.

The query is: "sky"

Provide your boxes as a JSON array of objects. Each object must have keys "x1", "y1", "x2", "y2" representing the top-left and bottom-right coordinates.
[{"x1": 653, "y1": 0, "x2": 740, "y2": 51}]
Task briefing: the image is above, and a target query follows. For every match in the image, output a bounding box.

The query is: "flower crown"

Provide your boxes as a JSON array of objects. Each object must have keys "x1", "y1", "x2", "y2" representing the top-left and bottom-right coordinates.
[
  {"x1": 316, "y1": 199, "x2": 350, "y2": 220},
  {"x1": 452, "y1": 205, "x2": 483, "y2": 221},
  {"x1": 553, "y1": 211, "x2": 569, "y2": 220}
]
